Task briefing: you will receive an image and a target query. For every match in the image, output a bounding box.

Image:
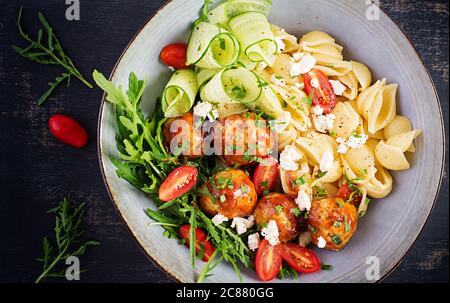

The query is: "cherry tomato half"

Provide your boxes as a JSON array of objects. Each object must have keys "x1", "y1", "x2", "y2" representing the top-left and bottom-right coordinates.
[
  {"x1": 255, "y1": 239, "x2": 283, "y2": 282},
  {"x1": 280, "y1": 243, "x2": 321, "y2": 274},
  {"x1": 253, "y1": 156, "x2": 279, "y2": 196},
  {"x1": 48, "y1": 114, "x2": 88, "y2": 148},
  {"x1": 160, "y1": 43, "x2": 188, "y2": 69},
  {"x1": 336, "y1": 183, "x2": 362, "y2": 207},
  {"x1": 179, "y1": 224, "x2": 215, "y2": 262},
  {"x1": 159, "y1": 165, "x2": 198, "y2": 202},
  {"x1": 303, "y1": 70, "x2": 336, "y2": 114}
]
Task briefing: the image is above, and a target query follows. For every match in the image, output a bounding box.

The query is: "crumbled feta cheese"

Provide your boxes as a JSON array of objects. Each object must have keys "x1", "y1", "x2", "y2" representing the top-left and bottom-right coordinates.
[
  {"x1": 329, "y1": 80, "x2": 347, "y2": 96},
  {"x1": 312, "y1": 105, "x2": 324, "y2": 116},
  {"x1": 310, "y1": 77, "x2": 319, "y2": 89},
  {"x1": 295, "y1": 190, "x2": 311, "y2": 211},
  {"x1": 247, "y1": 233, "x2": 260, "y2": 251},
  {"x1": 274, "y1": 37, "x2": 285, "y2": 52},
  {"x1": 290, "y1": 54, "x2": 317, "y2": 77},
  {"x1": 231, "y1": 216, "x2": 255, "y2": 235},
  {"x1": 336, "y1": 137, "x2": 350, "y2": 154},
  {"x1": 271, "y1": 111, "x2": 291, "y2": 133},
  {"x1": 193, "y1": 102, "x2": 218, "y2": 122},
  {"x1": 299, "y1": 162, "x2": 310, "y2": 174},
  {"x1": 314, "y1": 114, "x2": 335, "y2": 133},
  {"x1": 336, "y1": 133, "x2": 368, "y2": 153},
  {"x1": 320, "y1": 151, "x2": 334, "y2": 172},
  {"x1": 292, "y1": 52, "x2": 305, "y2": 61},
  {"x1": 270, "y1": 74, "x2": 286, "y2": 87},
  {"x1": 317, "y1": 236, "x2": 327, "y2": 248},
  {"x1": 280, "y1": 145, "x2": 302, "y2": 171},
  {"x1": 168, "y1": 66, "x2": 176, "y2": 72},
  {"x1": 346, "y1": 133, "x2": 369, "y2": 149},
  {"x1": 261, "y1": 220, "x2": 280, "y2": 246},
  {"x1": 211, "y1": 214, "x2": 229, "y2": 226}
]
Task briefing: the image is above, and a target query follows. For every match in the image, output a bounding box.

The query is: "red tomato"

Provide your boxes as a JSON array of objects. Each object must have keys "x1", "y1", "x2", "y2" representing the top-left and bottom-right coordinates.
[
  {"x1": 159, "y1": 166, "x2": 198, "y2": 202},
  {"x1": 303, "y1": 70, "x2": 336, "y2": 114},
  {"x1": 48, "y1": 114, "x2": 88, "y2": 148},
  {"x1": 280, "y1": 243, "x2": 321, "y2": 274},
  {"x1": 253, "y1": 156, "x2": 279, "y2": 196},
  {"x1": 179, "y1": 224, "x2": 215, "y2": 262},
  {"x1": 336, "y1": 183, "x2": 362, "y2": 207},
  {"x1": 160, "y1": 43, "x2": 188, "y2": 69},
  {"x1": 255, "y1": 239, "x2": 283, "y2": 282}
]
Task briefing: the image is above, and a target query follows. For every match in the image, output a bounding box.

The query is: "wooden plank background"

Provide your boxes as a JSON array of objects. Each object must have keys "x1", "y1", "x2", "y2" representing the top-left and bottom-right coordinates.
[{"x1": 0, "y1": 0, "x2": 448, "y2": 282}]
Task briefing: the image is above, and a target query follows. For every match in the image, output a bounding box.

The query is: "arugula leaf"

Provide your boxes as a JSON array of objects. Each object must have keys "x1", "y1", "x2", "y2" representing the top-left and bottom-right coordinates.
[
  {"x1": 35, "y1": 196, "x2": 99, "y2": 283},
  {"x1": 193, "y1": 0, "x2": 213, "y2": 28},
  {"x1": 13, "y1": 8, "x2": 92, "y2": 105}
]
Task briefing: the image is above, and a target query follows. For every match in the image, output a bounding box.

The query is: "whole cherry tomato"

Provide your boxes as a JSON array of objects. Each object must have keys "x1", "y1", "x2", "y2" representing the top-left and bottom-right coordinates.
[
  {"x1": 160, "y1": 43, "x2": 188, "y2": 69},
  {"x1": 48, "y1": 114, "x2": 88, "y2": 148}
]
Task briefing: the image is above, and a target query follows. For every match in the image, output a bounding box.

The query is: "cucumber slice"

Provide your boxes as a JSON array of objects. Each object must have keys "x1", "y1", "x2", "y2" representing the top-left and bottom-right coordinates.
[
  {"x1": 162, "y1": 69, "x2": 198, "y2": 118},
  {"x1": 186, "y1": 22, "x2": 240, "y2": 69},
  {"x1": 228, "y1": 12, "x2": 277, "y2": 66},
  {"x1": 196, "y1": 68, "x2": 221, "y2": 88},
  {"x1": 226, "y1": 0, "x2": 272, "y2": 18},
  {"x1": 200, "y1": 67, "x2": 262, "y2": 104},
  {"x1": 208, "y1": 3, "x2": 229, "y2": 28},
  {"x1": 209, "y1": 0, "x2": 272, "y2": 28}
]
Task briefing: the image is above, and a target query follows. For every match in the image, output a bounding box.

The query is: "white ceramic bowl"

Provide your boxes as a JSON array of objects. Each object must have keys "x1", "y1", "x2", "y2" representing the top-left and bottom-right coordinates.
[{"x1": 98, "y1": 0, "x2": 445, "y2": 282}]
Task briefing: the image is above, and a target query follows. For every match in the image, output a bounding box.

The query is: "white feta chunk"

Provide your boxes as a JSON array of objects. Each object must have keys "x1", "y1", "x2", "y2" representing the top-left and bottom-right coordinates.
[
  {"x1": 247, "y1": 233, "x2": 260, "y2": 251},
  {"x1": 261, "y1": 220, "x2": 280, "y2": 246},
  {"x1": 295, "y1": 190, "x2": 311, "y2": 211},
  {"x1": 280, "y1": 145, "x2": 302, "y2": 171},
  {"x1": 211, "y1": 214, "x2": 229, "y2": 226},
  {"x1": 317, "y1": 236, "x2": 327, "y2": 248},
  {"x1": 314, "y1": 113, "x2": 335, "y2": 133},
  {"x1": 329, "y1": 79, "x2": 347, "y2": 96},
  {"x1": 231, "y1": 216, "x2": 255, "y2": 235},
  {"x1": 193, "y1": 102, "x2": 218, "y2": 122},
  {"x1": 290, "y1": 54, "x2": 317, "y2": 77},
  {"x1": 320, "y1": 151, "x2": 334, "y2": 172}
]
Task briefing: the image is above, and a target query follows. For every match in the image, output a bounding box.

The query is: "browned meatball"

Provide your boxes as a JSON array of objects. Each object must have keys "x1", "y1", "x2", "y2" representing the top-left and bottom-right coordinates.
[
  {"x1": 307, "y1": 198, "x2": 358, "y2": 251},
  {"x1": 163, "y1": 112, "x2": 204, "y2": 157},
  {"x1": 253, "y1": 193, "x2": 299, "y2": 242},
  {"x1": 217, "y1": 113, "x2": 273, "y2": 167},
  {"x1": 198, "y1": 169, "x2": 258, "y2": 218}
]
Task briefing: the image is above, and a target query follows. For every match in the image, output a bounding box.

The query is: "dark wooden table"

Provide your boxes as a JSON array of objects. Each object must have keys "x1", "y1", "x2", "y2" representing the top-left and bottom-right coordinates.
[{"x1": 0, "y1": 0, "x2": 448, "y2": 283}]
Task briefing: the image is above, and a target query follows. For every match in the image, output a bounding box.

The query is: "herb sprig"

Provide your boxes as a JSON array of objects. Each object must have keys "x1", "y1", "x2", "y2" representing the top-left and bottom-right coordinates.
[
  {"x1": 35, "y1": 196, "x2": 99, "y2": 283},
  {"x1": 13, "y1": 7, "x2": 92, "y2": 105}
]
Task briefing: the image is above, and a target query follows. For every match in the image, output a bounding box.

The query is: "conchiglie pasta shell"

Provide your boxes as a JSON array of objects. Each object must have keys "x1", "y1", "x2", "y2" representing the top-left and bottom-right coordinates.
[
  {"x1": 351, "y1": 61, "x2": 372, "y2": 90},
  {"x1": 295, "y1": 137, "x2": 333, "y2": 166},
  {"x1": 356, "y1": 79, "x2": 384, "y2": 118},
  {"x1": 383, "y1": 115, "x2": 415, "y2": 152},
  {"x1": 375, "y1": 140, "x2": 410, "y2": 170},
  {"x1": 337, "y1": 72, "x2": 359, "y2": 100},
  {"x1": 277, "y1": 125, "x2": 297, "y2": 152},
  {"x1": 367, "y1": 83, "x2": 397, "y2": 134},
  {"x1": 361, "y1": 117, "x2": 385, "y2": 140},
  {"x1": 300, "y1": 31, "x2": 340, "y2": 48},
  {"x1": 314, "y1": 61, "x2": 353, "y2": 77},
  {"x1": 271, "y1": 53, "x2": 300, "y2": 85},
  {"x1": 386, "y1": 130, "x2": 422, "y2": 153},
  {"x1": 342, "y1": 145, "x2": 377, "y2": 182},
  {"x1": 364, "y1": 166, "x2": 393, "y2": 198},
  {"x1": 332, "y1": 102, "x2": 361, "y2": 138},
  {"x1": 271, "y1": 24, "x2": 299, "y2": 53}
]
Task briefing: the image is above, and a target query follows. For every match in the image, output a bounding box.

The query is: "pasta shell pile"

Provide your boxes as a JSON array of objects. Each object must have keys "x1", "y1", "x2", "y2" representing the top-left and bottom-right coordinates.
[{"x1": 258, "y1": 28, "x2": 422, "y2": 217}]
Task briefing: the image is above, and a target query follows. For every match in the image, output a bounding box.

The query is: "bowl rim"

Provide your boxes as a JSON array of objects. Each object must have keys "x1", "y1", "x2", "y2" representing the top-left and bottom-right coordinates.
[{"x1": 96, "y1": 0, "x2": 446, "y2": 283}]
